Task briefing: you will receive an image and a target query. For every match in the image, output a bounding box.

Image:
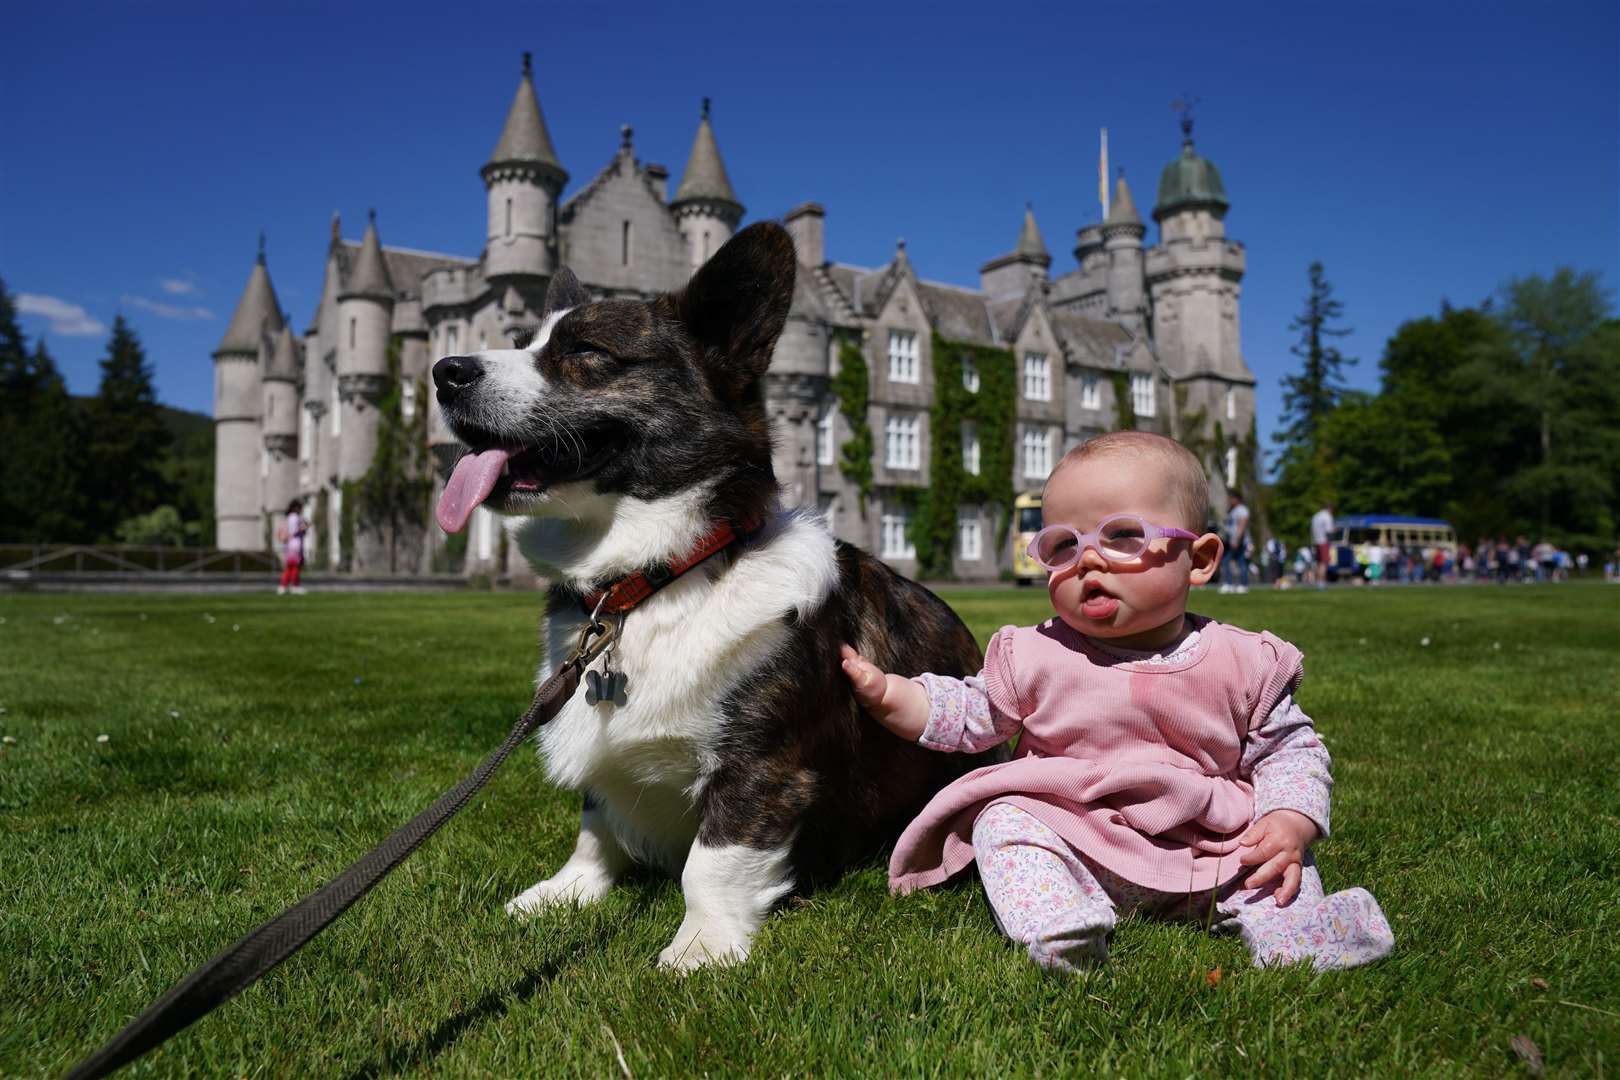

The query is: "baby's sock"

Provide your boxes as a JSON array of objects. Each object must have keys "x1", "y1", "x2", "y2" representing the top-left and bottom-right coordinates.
[{"x1": 1237, "y1": 887, "x2": 1395, "y2": 971}]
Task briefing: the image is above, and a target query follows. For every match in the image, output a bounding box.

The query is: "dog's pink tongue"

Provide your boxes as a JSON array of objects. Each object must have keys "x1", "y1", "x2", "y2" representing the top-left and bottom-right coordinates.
[{"x1": 437, "y1": 448, "x2": 512, "y2": 534}]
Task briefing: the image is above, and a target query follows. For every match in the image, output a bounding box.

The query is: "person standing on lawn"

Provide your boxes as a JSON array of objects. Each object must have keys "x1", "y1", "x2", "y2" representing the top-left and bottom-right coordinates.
[
  {"x1": 841, "y1": 432, "x2": 1392, "y2": 974},
  {"x1": 1219, "y1": 491, "x2": 1251, "y2": 594},
  {"x1": 277, "y1": 498, "x2": 308, "y2": 595},
  {"x1": 1310, "y1": 501, "x2": 1335, "y2": 589}
]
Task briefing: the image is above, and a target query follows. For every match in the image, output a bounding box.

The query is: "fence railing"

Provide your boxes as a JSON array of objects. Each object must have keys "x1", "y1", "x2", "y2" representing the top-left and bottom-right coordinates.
[{"x1": 0, "y1": 544, "x2": 279, "y2": 577}]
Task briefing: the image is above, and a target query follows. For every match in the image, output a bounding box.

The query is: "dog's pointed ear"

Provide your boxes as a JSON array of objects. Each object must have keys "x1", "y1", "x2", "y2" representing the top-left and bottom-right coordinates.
[
  {"x1": 544, "y1": 268, "x2": 590, "y2": 316},
  {"x1": 675, "y1": 222, "x2": 795, "y2": 396}
]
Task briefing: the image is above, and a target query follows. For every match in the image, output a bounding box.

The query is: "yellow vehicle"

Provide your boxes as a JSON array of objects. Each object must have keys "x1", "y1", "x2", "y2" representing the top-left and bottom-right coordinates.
[
  {"x1": 1328, "y1": 514, "x2": 1458, "y2": 580},
  {"x1": 1012, "y1": 491, "x2": 1045, "y2": 585}
]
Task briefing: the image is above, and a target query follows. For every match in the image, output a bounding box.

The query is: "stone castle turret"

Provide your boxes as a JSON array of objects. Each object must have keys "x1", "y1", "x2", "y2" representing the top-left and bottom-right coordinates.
[
  {"x1": 1102, "y1": 172, "x2": 1148, "y2": 337},
  {"x1": 670, "y1": 98, "x2": 743, "y2": 272},
  {"x1": 213, "y1": 238, "x2": 283, "y2": 550},
  {"x1": 481, "y1": 52, "x2": 567, "y2": 283}
]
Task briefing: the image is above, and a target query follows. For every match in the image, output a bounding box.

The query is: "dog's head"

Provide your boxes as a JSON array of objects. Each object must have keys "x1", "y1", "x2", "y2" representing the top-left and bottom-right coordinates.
[{"x1": 433, "y1": 222, "x2": 795, "y2": 571}]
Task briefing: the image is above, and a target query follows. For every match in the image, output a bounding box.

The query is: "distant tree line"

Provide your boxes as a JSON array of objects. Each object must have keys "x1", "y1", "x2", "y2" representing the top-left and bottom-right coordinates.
[
  {"x1": 0, "y1": 276, "x2": 214, "y2": 546},
  {"x1": 1266, "y1": 263, "x2": 1618, "y2": 555}
]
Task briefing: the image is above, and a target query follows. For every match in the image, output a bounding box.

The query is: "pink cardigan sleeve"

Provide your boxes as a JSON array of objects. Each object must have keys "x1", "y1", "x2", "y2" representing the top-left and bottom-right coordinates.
[{"x1": 912, "y1": 626, "x2": 1023, "y2": 753}]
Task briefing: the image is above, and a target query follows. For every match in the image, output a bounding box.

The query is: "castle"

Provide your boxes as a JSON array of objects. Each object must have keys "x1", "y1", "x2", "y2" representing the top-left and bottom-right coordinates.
[{"x1": 213, "y1": 55, "x2": 1256, "y2": 578}]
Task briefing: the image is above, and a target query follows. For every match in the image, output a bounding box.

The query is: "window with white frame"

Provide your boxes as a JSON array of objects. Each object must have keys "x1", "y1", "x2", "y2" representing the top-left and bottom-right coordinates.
[
  {"x1": 885, "y1": 412, "x2": 920, "y2": 470},
  {"x1": 962, "y1": 355, "x2": 980, "y2": 393},
  {"x1": 402, "y1": 378, "x2": 417, "y2": 422},
  {"x1": 446, "y1": 323, "x2": 460, "y2": 356},
  {"x1": 816, "y1": 405, "x2": 836, "y2": 466},
  {"x1": 881, "y1": 512, "x2": 915, "y2": 559},
  {"x1": 1226, "y1": 445, "x2": 1239, "y2": 489},
  {"x1": 1081, "y1": 373, "x2": 1101, "y2": 410},
  {"x1": 1131, "y1": 372, "x2": 1156, "y2": 417},
  {"x1": 1225, "y1": 386, "x2": 1236, "y2": 420},
  {"x1": 330, "y1": 486, "x2": 343, "y2": 567},
  {"x1": 260, "y1": 446, "x2": 269, "y2": 479},
  {"x1": 1023, "y1": 352, "x2": 1050, "y2": 401},
  {"x1": 1022, "y1": 425, "x2": 1054, "y2": 480},
  {"x1": 958, "y1": 509, "x2": 982, "y2": 561},
  {"x1": 887, "y1": 329, "x2": 919, "y2": 383},
  {"x1": 961, "y1": 421, "x2": 981, "y2": 476},
  {"x1": 331, "y1": 382, "x2": 341, "y2": 436}
]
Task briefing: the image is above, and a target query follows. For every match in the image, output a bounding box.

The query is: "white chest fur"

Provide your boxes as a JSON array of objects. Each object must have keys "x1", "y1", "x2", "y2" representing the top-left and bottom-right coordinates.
[{"x1": 532, "y1": 513, "x2": 837, "y2": 872}]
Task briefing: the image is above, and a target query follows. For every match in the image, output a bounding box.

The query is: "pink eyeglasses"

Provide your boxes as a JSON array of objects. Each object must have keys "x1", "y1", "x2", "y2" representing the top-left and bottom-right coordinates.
[{"x1": 1026, "y1": 513, "x2": 1201, "y2": 571}]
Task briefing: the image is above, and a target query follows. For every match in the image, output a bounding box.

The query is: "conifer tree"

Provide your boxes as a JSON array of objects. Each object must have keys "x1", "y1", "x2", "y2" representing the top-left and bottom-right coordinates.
[
  {"x1": 1276, "y1": 261, "x2": 1355, "y2": 451},
  {"x1": 86, "y1": 316, "x2": 172, "y2": 540},
  {"x1": 0, "y1": 279, "x2": 89, "y2": 541}
]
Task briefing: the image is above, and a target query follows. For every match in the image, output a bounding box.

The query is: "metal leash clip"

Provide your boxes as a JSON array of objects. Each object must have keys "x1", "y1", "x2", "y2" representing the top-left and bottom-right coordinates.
[{"x1": 568, "y1": 616, "x2": 617, "y2": 673}]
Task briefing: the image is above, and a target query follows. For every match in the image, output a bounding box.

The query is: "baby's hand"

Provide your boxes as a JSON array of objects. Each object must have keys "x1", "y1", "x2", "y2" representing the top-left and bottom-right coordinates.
[
  {"x1": 1237, "y1": 809, "x2": 1319, "y2": 905},
  {"x1": 839, "y1": 644, "x2": 930, "y2": 742}
]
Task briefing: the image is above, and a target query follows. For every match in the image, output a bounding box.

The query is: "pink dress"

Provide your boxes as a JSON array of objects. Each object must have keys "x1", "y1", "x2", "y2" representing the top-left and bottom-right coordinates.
[{"x1": 890, "y1": 615, "x2": 1304, "y2": 895}]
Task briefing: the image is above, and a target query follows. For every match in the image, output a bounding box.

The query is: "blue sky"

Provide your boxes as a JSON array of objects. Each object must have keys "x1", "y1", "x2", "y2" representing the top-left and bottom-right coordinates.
[{"x1": 4, "y1": 1, "x2": 1616, "y2": 459}]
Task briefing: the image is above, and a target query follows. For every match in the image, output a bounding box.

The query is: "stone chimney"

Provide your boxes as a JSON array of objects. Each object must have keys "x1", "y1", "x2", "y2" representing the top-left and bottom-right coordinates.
[
  {"x1": 784, "y1": 202, "x2": 825, "y2": 267},
  {"x1": 645, "y1": 162, "x2": 669, "y2": 202}
]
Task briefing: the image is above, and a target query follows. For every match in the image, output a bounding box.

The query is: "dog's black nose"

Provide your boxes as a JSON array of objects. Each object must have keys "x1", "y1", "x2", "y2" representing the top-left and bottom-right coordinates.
[{"x1": 432, "y1": 355, "x2": 484, "y2": 402}]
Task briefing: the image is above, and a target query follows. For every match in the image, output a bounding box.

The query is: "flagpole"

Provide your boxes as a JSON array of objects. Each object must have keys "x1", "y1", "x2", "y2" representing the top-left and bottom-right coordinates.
[{"x1": 1100, "y1": 127, "x2": 1110, "y2": 219}]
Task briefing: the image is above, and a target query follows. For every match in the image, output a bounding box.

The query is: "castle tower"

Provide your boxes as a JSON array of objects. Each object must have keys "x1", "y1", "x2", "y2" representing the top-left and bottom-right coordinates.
[
  {"x1": 213, "y1": 236, "x2": 283, "y2": 550},
  {"x1": 1145, "y1": 117, "x2": 1254, "y2": 492},
  {"x1": 482, "y1": 52, "x2": 567, "y2": 282},
  {"x1": 979, "y1": 204, "x2": 1052, "y2": 297},
  {"x1": 261, "y1": 325, "x2": 301, "y2": 540},
  {"x1": 335, "y1": 210, "x2": 394, "y2": 488},
  {"x1": 671, "y1": 98, "x2": 743, "y2": 273},
  {"x1": 1102, "y1": 172, "x2": 1148, "y2": 336},
  {"x1": 300, "y1": 214, "x2": 343, "y2": 502}
]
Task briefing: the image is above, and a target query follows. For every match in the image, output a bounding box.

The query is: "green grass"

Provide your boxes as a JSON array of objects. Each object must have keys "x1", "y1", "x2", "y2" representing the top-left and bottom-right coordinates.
[{"x1": 3, "y1": 584, "x2": 1617, "y2": 1077}]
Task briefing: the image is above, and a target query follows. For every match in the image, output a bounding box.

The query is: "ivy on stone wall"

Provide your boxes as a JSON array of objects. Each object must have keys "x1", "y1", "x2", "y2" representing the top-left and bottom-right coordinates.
[
  {"x1": 830, "y1": 339, "x2": 874, "y2": 512},
  {"x1": 1111, "y1": 372, "x2": 1138, "y2": 431},
  {"x1": 312, "y1": 488, "x2": 330, "y2": 569},
  {"x1": 338, "y1": 479, "x2": 356, "y2": 572},
  {"x1": 357, "y1": 338, "x2": 433, "y2": 574},
  {"x1": 901, "y1": 335, "x2": 1017, "y2": 577}
]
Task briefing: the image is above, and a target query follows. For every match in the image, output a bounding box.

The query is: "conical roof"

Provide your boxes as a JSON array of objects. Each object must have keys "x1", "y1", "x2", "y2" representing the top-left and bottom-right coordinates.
[
  {"x1": 340, "y1": 211, "x2": 395, "y2": 303},
  {"x1": 215, "y1": 239, "x2": 285, "y2": 356},
  {"x1": 1154, "y1": 132, "x2": 1229, "y2": 221},
  {"x1": 266, "y1": 324, "x2": 299, "y2": 380},
  {"x1": 1105, "y1": 173, "x2": 1142, "y2": 226},
  {"x1": 486, "y1": 53, "x2": 564, "y2": 176},
  {"x1": 1016, "y1": 204, "x2": 1049, "y2": 258},
  {"x1": 672, "y1": 99, "x2": 741, "y2": 209}
]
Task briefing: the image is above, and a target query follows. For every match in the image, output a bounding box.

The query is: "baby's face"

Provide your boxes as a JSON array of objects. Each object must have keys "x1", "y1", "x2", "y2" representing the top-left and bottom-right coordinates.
[{"x1": 1042, "y1": 455, "x2": 1215, "y2": 649}]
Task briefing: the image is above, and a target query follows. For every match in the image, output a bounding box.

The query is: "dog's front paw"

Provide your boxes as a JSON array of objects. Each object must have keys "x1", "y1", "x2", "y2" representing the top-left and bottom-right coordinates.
[
  {"x1": 657, "y1": 917, "x2": 752, "y2": 972},
  {"x1": 505, "y1": 868, "x2": 615, "y2": 917}
]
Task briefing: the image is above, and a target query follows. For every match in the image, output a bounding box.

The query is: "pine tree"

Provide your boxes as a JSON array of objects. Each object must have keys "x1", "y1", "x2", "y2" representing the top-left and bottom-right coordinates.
[
  {"x1": 1276, "y1": 261, "x2": 1355, "y2": 450},
  {"x1": 0, "y1": 279, "x2": 90, "y2": 541},
  {"x1": 86, "y1": 316, "x2": 173, "y2": 540}
]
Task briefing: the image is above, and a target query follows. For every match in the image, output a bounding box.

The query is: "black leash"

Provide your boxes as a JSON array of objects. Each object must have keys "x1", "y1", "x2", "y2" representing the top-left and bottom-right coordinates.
[{"x1": 64, "y1": 618, "x2": 618, "y2": 1080}]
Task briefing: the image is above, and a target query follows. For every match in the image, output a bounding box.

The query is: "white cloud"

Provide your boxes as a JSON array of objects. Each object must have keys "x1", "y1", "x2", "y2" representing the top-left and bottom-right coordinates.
[
  {"x1": 160, "y1": 277, "x2": 199, "y2": 296},
  {"x1": 16, "y1": 294, "x2": 107, "y2": 337},
  {"x1": 123, "y1": 295, "x2": 215, "y2": 321}
]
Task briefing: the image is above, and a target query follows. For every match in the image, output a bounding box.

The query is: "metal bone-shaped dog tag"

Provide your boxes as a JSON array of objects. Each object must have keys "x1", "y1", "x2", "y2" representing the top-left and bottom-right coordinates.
[
  {"x1": 607, "y1": 670, "x2": 629, "y2": 706},
  {"x1": 585, "y1": 669, "x2": 604, "y2": 706}
]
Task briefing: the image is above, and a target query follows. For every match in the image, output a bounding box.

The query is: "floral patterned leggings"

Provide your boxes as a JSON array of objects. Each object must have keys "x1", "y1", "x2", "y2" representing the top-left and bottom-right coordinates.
[{"x1": 972, "y1": 801, "x2": 1394, "y2": 973}]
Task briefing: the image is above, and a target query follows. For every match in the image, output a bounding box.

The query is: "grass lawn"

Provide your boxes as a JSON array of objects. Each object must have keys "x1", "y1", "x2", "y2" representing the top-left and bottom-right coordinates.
[{"x1": 3, "y1": 583, "x2": 1617, "y2": 1077}]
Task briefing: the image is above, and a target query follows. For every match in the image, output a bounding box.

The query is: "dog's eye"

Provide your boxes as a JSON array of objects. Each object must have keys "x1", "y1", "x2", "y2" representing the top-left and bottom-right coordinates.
[{"x1": 508, "y1": 325, "x2": 539, "y2": 350}]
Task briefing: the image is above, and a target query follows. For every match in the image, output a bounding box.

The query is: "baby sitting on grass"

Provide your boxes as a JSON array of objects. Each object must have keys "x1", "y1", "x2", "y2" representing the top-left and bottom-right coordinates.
[{"x1": 842, "y1": 432, "x2": 1393, "y2": 972}]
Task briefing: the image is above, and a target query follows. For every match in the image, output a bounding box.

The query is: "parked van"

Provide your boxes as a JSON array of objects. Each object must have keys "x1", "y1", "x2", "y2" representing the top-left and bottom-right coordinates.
[
  {"x1": 1328, "y1": 514, "x2": 1457, "y2": 580},
  {"x1": 1012, "y1": 491, "x2": 1044, "y2": 585}
]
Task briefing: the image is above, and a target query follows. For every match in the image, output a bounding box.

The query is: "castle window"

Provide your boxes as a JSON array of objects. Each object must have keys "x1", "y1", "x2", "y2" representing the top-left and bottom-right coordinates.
[
  {"x1": 505, "y1": 198, "x2": 512, "y2": 238},
  {"x1": 349, "y1": 318, "x2": 356, "y2": 350},
  {"x1": 1226, "y1": 445, "x2": 1240, "y2": 489},
  {"x1": 446, "y1": 324, "x2": 459, "y2": 356},
  {"x1": 331, "y1": 382, "x2": 341, "y2": 436},
  {"x1": 402, "y1": 378, "x2": 417, "y2": 422},
  {"x1": 1225, "y1": 386, "x2": 1236, "y2": 421},
  {"x1": 817, "y1": 406, "x2": 836, "y2": 466},
  {"x1": 1081, "y1": 374, "x2": 1101, "y2": 410},
  {"x1": 887, "y1": 330, "x2": 919, "y2": 383},
  {"x1": 1022, "y1": 352, "x2": 1050, "y2": 401},
  {"x1": 962, "y1": 422, "x2": 981, "y2": 476},
  {"x1": 1022, "y1": 425, "x2": 1054, "y2": 480},
  {"x1": 1131, "y1": 372, "x2": 1156, "y2": 418},
  {"x1": 881, "y1": 511, "x2": 915, "y2": 560},
  {"x1": 962, "y1": 355, "x2": 980, "y2": 393},
  {"x1": 260, "y1": 446, "x2": 269, "y2": 479},
  {"x1": 958, "y1": 510, "x2": 982, "y2": 561},
  {"x1": 884, "y1": 412, "x2": 920, "y2": 470},
  {"x1": 703, "y1": 230, "x2": 711, "y2": 262},
  {"x1": 621, "y1": 221, "x2": 632, "y2": 267}
]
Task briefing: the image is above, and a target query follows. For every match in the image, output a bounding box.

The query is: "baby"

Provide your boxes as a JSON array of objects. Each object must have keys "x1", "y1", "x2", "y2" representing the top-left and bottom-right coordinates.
[{"x1": 842, "y1": 432, "x2": 1393, "y2": 972}]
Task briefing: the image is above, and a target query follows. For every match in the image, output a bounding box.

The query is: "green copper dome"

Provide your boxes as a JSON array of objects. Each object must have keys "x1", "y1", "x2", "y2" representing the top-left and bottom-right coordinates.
[{"x1": 1153, "y1": 139, "x2": 1229, "y2": 221}]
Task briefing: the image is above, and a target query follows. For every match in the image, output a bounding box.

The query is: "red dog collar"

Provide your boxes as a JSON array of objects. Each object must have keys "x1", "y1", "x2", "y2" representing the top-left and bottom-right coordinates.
[{"x1": 579, "y1": 514, "x2": 764, "y2": 616}]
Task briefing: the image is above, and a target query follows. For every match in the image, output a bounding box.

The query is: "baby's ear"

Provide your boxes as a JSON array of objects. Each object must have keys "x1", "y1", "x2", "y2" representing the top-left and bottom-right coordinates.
[{"x1": 1189, "y1": 532, "x2": 1224, "y2": 586}]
